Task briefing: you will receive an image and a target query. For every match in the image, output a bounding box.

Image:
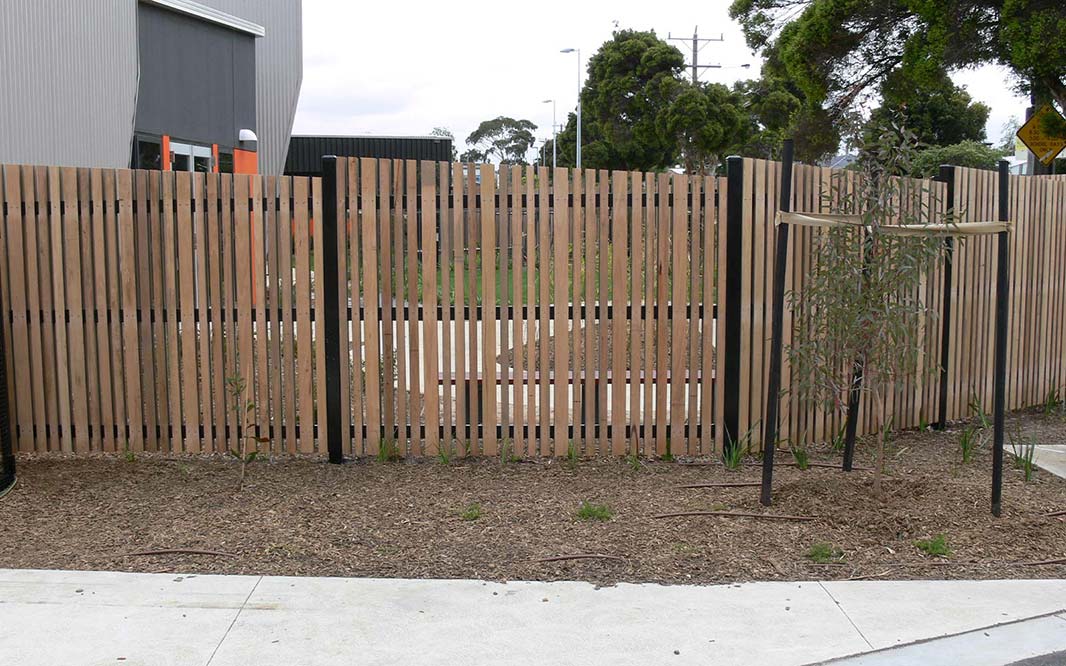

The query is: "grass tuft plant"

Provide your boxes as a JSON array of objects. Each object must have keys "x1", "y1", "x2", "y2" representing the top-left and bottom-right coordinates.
[
  {"x1": 806, "y1": 542, "x2": 844, "y2": 564},
  {"x1": 969, "y1": 393, "x2": 991, "y2": 428},
  {"x1": 565, "y1": 441, "x2": 579, "y2": 468},
  {"x1": 1012, "y1": 433, "x2": 1037, "y2": 482},
  {"x1": 723, "y1": 421, "x2": 758, "y2": 470},
  {"x1": 377, "y1": 438, "x2": 401, "y2": 463},
  {"x1": 624, "y1": 452, "x2": 642, "y2": 471},
  {"x1": 499, "y1": 438, "x2": 519, "y2": 464},
  {"x1": 460, "y1": 504, "x2": 481, "y2": 521},
  {"x1": 830, "y1": 425, "x2": 846, "y2": 452},
  {"x1": 576, "y1": 501, "x2": 612, "y2": 522},
  {"x1": 437, "y1": 441, "x2": 453, "y2": 465},
  {"x1": 958, "y1": 426, "x2": 980, "y2": 463},
  {"x1": 915, "y1": 533, "x2": 951, "y2": 557},
  {"x1": 1044, "y1": 388, "x2": 1062, "y2": 415},
  {"x1": 791, "y1": 444, "x2": 810, "y2": 470}
]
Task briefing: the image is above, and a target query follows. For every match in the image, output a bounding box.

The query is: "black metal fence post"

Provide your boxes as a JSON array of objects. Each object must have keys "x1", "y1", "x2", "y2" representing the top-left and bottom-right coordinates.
[
  {"x1": 935, "y1": 164, "x2": 956, "y2": 430},
  {"x1": 991, "y1": 160, "x2": 1010, "y2": 516},
  {"x1": 723, "y1": 156, "x2": 744, "y2": 453},
  {"x1": 321, "y1": 156, "x2": 344, "y2": 464},
  {"x1": 0, "y1": 265, "x2": 14, "y2": 494},
  {"x1": 760, "y1": 140, "x2": 793, "y2": 506}
]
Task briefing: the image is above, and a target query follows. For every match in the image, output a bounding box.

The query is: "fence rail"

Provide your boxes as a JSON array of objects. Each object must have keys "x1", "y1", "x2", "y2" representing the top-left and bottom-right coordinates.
[{"x1": 1, "y1": 160, "x2": 1064, "y2": 458}]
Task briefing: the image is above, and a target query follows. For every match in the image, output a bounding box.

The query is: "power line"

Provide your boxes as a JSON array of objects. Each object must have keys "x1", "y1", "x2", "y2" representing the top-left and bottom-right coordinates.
[{"x1": 667, "y1": 26, "x2": 724, "y2": 84}]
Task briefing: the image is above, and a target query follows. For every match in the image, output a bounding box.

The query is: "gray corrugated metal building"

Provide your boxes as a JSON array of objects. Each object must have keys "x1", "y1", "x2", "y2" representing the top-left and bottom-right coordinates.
[{"x1": 0, "y1": 0, "x2": 301, "y2": 175}]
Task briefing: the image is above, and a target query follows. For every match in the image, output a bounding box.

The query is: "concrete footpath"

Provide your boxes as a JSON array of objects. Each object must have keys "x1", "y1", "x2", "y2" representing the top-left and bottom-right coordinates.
[{"x1": 1, "y1": 569, "x2": 1065, "y2": 666}]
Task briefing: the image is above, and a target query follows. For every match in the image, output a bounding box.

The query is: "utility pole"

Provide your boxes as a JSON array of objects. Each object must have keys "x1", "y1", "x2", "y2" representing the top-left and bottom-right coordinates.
[{"x1": 668, "y1": 27, "x2": 724, "y2": 84}]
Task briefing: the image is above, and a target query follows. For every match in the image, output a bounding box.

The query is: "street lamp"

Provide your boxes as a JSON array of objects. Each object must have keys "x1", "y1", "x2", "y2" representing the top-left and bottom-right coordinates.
[
  {"x1": 542, "y1": 99, "x2": 557, "y2": 169},
  {"x1": 560, "y1": 47, "x2": 581, "y2": 169}
]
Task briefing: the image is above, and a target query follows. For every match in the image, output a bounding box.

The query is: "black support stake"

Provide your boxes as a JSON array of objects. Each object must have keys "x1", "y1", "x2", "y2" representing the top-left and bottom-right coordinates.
[
  {"x1": 935, "y1": 164, "x2": 956, "y2": 430},
  {"x1": 991, "y1": 160, "x2": 1010, "y2": 516},
  {"x1": 723, "y1": 156, "x2": 744, "y2": 453},
  {"x1": 760, "y1": 139, "x2": 793, "y2": 506},
  {"x1": 321, "y1": 156, "x2": 344, "y2": 464},
  {"x1": 0, "y1": 263, "x2": 14, "y2": 494}
]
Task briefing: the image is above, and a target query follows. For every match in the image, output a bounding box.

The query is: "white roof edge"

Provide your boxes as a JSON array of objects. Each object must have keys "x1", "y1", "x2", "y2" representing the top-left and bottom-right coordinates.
[
  {"x1": 291, "y1": 135, "x2": 451, "y2": 140},
  {"x1": 141, "y1": 0, "x2": 265, "y2": 37}
]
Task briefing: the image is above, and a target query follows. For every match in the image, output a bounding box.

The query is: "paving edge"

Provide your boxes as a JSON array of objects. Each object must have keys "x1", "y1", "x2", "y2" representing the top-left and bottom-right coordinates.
[{"x1": 804, "y1": 608, "x2": 1066, "y2": 665}]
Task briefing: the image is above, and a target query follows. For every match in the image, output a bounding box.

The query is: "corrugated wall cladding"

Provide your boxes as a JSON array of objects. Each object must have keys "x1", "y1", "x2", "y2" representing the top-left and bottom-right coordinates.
[
  {"x1": 0, "y1": 0, "x2": 300, "y2": 176},
  {"x1": 284, "y1": 136, "x2": 454, "y2": 176},
  {"x1": 202, "y1": 0, "x2": 303, "y2": 175},
  {"x1": 0, "y1": 0, "x2": 138, "y2": 168}
]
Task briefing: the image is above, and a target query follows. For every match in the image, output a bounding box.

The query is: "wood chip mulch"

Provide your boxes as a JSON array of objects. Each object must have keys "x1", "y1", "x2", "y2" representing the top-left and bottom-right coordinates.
[{"x1": 1, "y1": 410, "x2": 1065, "y2": 586}]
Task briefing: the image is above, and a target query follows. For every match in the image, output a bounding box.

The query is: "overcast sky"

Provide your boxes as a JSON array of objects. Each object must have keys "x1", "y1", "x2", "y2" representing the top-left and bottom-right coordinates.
[{"x1": 292, "y1": 0, "x2": 1030, "y2": 158}]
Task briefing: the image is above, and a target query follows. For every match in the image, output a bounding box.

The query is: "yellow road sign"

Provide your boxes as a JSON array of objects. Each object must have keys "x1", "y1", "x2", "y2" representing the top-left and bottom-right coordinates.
[{"x1": 1016, "y1": 104, "x2": 1066, "y2": 166}]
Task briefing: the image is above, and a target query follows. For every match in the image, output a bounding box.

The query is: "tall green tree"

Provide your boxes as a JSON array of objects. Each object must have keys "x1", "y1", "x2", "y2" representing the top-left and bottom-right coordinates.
[
  {"x1": 729, "y1": 0, "x2": 1066, "y2": 125},
  {"x1": 461, "y1": 116, "x2": 537, "y2": 164},
  {"x1": 555, "y1": 30, "x2": 686, "y2": 171},
  {"x1": 865, "y1": 68, "x2": 990, "y2": 147}
]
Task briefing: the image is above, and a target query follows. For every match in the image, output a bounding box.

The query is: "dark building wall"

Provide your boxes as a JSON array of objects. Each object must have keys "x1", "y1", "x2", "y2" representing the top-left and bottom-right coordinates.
[
  {"x1": 135, "y1": 3, "x2": 256, "y2": 148},
  {"x1": 285, "y1": 136, "x2": 453, "y2": 176}
]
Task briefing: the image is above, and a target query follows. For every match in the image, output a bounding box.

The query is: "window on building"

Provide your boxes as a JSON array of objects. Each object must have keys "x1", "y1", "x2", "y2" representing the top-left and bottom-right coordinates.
[
  {"x1": 133, "y1": 137, "x2": 163, "y2": 170},
  {"x1": 218, "y1": 151, "x2": 234, "y2": 174}
]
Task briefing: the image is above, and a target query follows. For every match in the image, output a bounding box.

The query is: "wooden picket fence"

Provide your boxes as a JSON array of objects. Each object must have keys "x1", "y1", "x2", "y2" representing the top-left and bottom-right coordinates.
[
  {"x1": 1, "y1": 160, "x2": 1064, "y2": 457},
  {"x1": 0, "y1": 165, "x2": 324, "y2": 455}
]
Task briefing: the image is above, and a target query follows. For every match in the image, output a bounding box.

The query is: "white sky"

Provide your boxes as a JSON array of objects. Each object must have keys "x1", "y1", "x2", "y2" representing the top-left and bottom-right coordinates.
[{"x1": 292, "y1": 0, "x2": 1029, "y2": 157}]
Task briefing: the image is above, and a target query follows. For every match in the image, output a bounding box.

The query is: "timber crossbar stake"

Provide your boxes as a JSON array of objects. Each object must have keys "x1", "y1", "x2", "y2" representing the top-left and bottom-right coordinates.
[{"x1": 760, "y1": 151, "x2": 1013, "y2": 516}]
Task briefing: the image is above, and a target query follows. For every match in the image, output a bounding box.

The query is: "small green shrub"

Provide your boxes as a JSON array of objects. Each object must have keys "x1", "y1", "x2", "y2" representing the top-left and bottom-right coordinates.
[
  {"x1": 918, "y1": 416, "x2": 929, "y2": 432},
  {"x1": 806, "y1": 542, "x2": 844, "y2": 564},
  {"x1": 791, "y1": 444, "x2": 810, "y2": 470},
  {"x1": 576, "y1": 501, "x2": 612, "y2": 521},
  {"x1": 915, "y1": 534, "x2": 951, "y2": 557},
  {"x1": 460, "y1": 504, "x2": 481, "y2": 521}
]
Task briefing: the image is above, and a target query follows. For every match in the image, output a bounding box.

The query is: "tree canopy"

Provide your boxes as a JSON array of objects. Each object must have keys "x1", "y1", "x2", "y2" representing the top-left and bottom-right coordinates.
[
  {"x1": 866, "y1": 68, "x2": 990, "y2": 147},
  {"x1": 729, "y1": 0, "x2": 1066, "y2": 120},
  {"x1": 461, "y1": 116, "x2": 537, "y2": 164},
  {"x1": 554, "y1": 29, "x2": 686, "y2": 171},
  {"x1": 727, "y1": 72, "x2": 844, "y2": 164},
  {"x1": 552, "y1": 29, "x2": 757, "y2": 172},
  {"x1": 662, "y1": 81, "x2": 745, "y2": 173},
  {"x1": 910, "y1": 140, "x2": 1008, "y2": 177}
]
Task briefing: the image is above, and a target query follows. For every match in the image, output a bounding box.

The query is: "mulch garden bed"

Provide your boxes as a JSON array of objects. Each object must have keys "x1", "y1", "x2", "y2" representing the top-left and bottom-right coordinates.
[{"x1": 1, "y1": 410, "x2": 1065, "y2": 586}]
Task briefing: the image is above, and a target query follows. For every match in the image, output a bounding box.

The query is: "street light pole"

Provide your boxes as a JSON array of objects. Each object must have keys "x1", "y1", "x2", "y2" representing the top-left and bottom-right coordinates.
[{"x1": 561, "y1": 48, "x2": 581, "y2": 169}]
